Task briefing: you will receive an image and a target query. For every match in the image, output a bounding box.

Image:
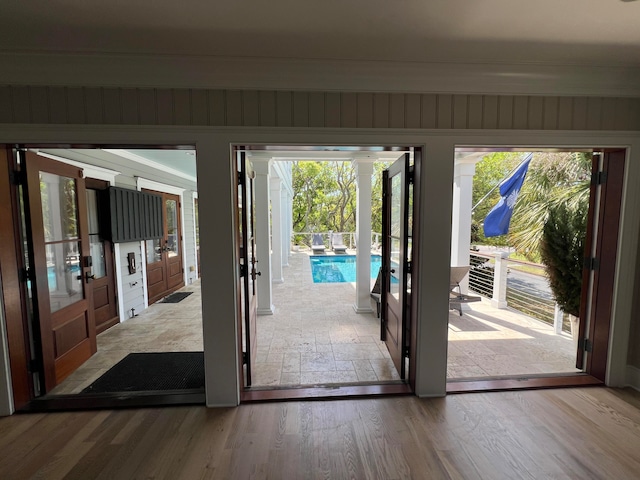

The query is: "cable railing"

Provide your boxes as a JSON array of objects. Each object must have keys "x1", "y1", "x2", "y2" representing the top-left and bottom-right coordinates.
[{"x1": 468, "y1": 251, "x2": 571, "y2": 334}]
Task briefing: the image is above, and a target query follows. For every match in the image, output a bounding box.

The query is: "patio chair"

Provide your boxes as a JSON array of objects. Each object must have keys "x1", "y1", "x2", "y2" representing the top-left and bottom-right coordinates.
[
  {"x1": 311, "y1": 233, "x2": 326, "y2": 254},
  {"x1": 370, "y1": 267, "x2": 382, "y2": 318},
  {"x1": 449, "y1": 266, "x2": 481, "y2": 316},
  {"x1": 331, "y1": 233, "x2": 348, "y2": 254}
]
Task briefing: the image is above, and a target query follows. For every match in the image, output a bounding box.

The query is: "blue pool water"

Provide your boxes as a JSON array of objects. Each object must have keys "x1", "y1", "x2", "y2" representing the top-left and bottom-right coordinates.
[{"x1": 310, "y1": 255, "x2": 381, "y2": 283}]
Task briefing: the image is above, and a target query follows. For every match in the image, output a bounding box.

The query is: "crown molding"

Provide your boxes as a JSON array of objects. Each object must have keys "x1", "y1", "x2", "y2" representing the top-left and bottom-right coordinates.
[{"x1": 1, "y1": 52, "x2": 640, "y2": 98}]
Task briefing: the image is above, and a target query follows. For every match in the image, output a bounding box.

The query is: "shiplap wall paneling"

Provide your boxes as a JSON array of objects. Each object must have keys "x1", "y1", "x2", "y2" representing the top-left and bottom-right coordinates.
[
  {"x1": 276, "y1": 91, "x2": 293, "y2": 128},
  {"x1": 341, "y1": 93, "x2": 357, "y2": 128},
  {"x1": 437, "y1": 94, "x2": 453, "y2": 129},
  {"x1": 421, "y1": 94, "x2": 437, "y2": 129},
  {"x1": 259, "y1": 91, "x2": 277, "y2": 127},
  {"x1": 467, "y1": 95, "x2": 483, "y2": 129}
]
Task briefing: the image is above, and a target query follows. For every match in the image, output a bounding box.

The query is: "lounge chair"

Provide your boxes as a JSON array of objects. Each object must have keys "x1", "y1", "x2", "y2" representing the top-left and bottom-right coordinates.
[
  {"x1": 449, "y1": 266, "x2": 481, "y2": 315},
  {"x1": 311, "y1": 234, "x2": 326, "y2": 254},
  {"x1": 331, "y1": 233, "x2": 347, "y2": 254}
]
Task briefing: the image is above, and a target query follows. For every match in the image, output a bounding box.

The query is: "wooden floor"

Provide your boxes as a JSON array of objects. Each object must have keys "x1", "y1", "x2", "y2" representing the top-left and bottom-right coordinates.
[{"x1": 1, "y1": 387, "x2": 640, "y2": 479}]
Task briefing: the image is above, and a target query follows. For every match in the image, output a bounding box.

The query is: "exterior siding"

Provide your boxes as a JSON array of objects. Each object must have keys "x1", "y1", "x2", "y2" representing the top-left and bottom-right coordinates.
[{"x1": 1, "y1": 86, "x2": 639, "y2": 131}]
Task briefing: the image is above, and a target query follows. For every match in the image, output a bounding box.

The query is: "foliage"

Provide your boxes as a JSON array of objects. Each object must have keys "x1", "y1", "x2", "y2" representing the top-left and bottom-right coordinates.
[
  {"x1": 509, "y1": 152, "x2": 591, "y2": 260},
  {"x1": 291, "y1": 161, "x2": 388, "y2": 245},
  {"x1": 540, "y1": 201, "x2": 588, "y2": 317}
]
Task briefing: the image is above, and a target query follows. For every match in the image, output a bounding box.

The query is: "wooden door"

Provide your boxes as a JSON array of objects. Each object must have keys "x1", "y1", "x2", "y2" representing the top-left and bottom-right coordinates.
[
  {"x1": 381, "y1": 153, "x2": 411, "y2": 379},
  {"x1": 23, "y1": 151, "x2": 96, "y2": 391},
  {"x1": 238, "y1": 152, "x2": 258, "y2": 386},
  {"x1": 85, "y1": 179, "x2": 119, "y2": 334},
  {"x1": 577, "y1": 150, "x2": 625, "y2": 379},
  {"x1": 145, "y1": 191, "x2": 184, "y2": 305}
]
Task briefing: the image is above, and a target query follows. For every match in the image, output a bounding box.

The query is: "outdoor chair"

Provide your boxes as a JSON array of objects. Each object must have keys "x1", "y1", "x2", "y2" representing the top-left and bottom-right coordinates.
[
  {"x1": 311, "y1": 233, "x2": 326, "y2": 254},
  {"x1": 331, "y1": 233, "x2": 348, "y2": 254},
  {"x1": 371, "y1": 267, "x2": 382, "y2": 317},
  {"x1": 449, "y1": 266, "x2": 481, "y2": 316}
]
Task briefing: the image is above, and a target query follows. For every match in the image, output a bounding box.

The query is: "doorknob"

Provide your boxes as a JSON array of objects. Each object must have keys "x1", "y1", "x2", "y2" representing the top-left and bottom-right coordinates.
[{"x1": 85, "y1": 272, "x2": 96, "y2": 282}]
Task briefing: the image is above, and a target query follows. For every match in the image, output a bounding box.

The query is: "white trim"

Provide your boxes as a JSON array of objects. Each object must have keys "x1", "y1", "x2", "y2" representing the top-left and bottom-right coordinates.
[
  {"x1": 626, "y1": 365, "x2": 640, "y2": 392},
  {"x1": 139, "y1": 240, "x2": 150, "y2": 309},
  {"x1": 113, "y1": 243, "x2": 127, "y2": 321},
  {"x1": 104, "y1": 149, "x2": 197, "y2": 183},
  {"x1": 35, "y1": 150, "x2": 120, "y2": 184},
  {"x1": 192, "y1": 191, "x2": 199, "y2": 280},
  {"x1": 136, "y1": 177, "x2": 186, "y2": 196},
  {"x1": 2, "y1": 52, "x2": 640, "y2": 97},
  {"x1": 136, "y1": 177, "x2": 189, "y2": 290}
]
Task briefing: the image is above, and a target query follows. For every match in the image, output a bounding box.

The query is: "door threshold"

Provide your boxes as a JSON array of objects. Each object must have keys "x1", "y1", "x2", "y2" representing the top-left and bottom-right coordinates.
[
  {"x1": 446, "y1": 374, "x2": 603, "y2": 394},
  {"x1": 20, "y1": 389, "x2": 206, "y2": 412},
  {"x1": 241, "y1": 382, "x2": 412, "y2": 402}
]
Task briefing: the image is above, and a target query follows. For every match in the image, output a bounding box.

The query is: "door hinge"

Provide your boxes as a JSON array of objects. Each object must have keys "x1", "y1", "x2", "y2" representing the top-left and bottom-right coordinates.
[
  {"x1": 406, "y1": 261, "x2": 412, "y2": 273},
  {"x1": 580, "y1": 338, "x2": 593, "y2": 353},
  {"x1": 594, "y1": 171, "x2": 607, "y2": 185},
  {"x1": 242, "y1": 351, "x2": 248, "y2": 365},
  {"x1": 584, "y1": 257, "x2": 599, "y2": 271},
  {"x1": 238, "y1": 171, "x2": 244, "y2": 185},
  {"x1": 18, "y1": 267, "x2": 32, "y2": 282},
  {"x1": 408, "y1": 165, "x2": 414, "y2": 184},
  {"x1": 403, "y1": 345, "x2": 410, "y2": 358},
  {"x1": 239, "y1": 264, "x2": 247, "y2": 277},
  {"x1": 9, "y1": 170, "x2": 24, "y2": 185}
]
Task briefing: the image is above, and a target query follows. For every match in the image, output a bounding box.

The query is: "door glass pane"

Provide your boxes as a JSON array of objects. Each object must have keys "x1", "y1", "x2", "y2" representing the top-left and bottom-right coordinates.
[
  {"x1": 86, "y1": 189, "x2": 106, "y2": 278},
  {"x1": 390, "y1": 238, "x2": 400, "y2": 300},
  {"x1": 46, "y1": 241, "x2": 83, "y2": 313},
  {"x1": 390, "y1": 174, "x2": 402, "y2": 236},
  {"x1": 40, "y1": 172, "x2": 78, "y2": 242},
  {"x1": 166, "y1": 199, "x2": 178, "y2": 257},
  {"x1": 146, "y1": 239, "x2": 161, "y2": 264}
]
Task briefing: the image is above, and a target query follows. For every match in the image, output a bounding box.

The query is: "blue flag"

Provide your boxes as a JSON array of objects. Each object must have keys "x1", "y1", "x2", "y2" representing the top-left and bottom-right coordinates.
[{"x1": 483, "y1": 154, "x2": 532, "y2": 237}]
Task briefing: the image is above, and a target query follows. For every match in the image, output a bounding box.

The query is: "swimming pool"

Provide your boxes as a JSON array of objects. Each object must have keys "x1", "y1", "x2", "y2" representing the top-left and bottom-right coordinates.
[{"x1": 310, "y1": 255, "x2": 381, "y2": 283}]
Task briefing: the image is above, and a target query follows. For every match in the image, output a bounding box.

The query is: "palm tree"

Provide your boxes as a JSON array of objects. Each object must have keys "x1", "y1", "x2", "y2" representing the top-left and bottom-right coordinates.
[{"x1": 508, "y1": 152, "x2": 592, "y2": 261}]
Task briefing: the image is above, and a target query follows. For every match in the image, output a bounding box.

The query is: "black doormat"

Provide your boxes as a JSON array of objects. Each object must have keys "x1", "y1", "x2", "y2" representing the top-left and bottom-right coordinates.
[
  {"x1": 160, "y1": 291, "x2": 193, "y2": 303},
  {"x1": 82, "y1": 352, "x2": 204, "y2": 393}
]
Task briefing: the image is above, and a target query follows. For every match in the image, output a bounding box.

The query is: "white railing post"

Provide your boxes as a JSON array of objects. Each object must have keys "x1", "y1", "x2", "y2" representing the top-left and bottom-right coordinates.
[
  {"x1": 491, "y1": 252, "x2": 509, "y2": 309},
  {"x1": 554, "y1": 303, "x2": 564, "y2": 335}
]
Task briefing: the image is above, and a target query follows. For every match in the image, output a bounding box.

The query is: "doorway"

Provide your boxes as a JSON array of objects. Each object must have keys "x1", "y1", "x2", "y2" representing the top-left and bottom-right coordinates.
[
  {"x1": 447, "y1": 147, "x2": 625, "y2": 390},
  {"x1": 235, "y1": 146, "x2": 419, "y2": 400}
]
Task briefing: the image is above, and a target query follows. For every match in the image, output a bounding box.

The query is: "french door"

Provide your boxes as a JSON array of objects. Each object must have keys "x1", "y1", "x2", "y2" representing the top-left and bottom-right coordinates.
[
  {"x1": 85, "y1": 179, "x2": 118, "y2": 334},
  {"x1": 145, "y1": 191, "x2": 184, "y2": 305},
  {"x1": 381, "y1": 153, "x2": 412, "y2": 379},
  {"x1": 23, "y1": 151, "x2": 97, "y2": 391},
  {"x1": 237, "y1": 152, "x2": 258, "y2": 386}
]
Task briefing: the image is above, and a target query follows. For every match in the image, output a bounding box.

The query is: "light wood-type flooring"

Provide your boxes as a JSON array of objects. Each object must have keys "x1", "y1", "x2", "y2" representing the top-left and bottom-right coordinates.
[{"x1": 2, "y1": 387, "x2": 639, "y2": 479}]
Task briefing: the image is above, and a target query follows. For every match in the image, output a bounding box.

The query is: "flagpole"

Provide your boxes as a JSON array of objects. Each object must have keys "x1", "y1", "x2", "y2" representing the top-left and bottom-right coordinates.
[{"x1": 471, "y1": 153, "x2": 533, "y2": 213}]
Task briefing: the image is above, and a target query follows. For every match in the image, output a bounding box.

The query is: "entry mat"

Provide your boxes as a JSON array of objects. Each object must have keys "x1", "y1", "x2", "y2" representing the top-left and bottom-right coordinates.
[
  {"x1": 82, "y1": 352, "x2": 205, "y2": 393},
  {"x1": 160, "y1": 291, "x2": 194, "y2": 303}
]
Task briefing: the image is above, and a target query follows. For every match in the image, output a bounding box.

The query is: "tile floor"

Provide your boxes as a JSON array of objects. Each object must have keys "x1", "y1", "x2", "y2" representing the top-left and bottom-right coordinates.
[{"x1": 48, "y1": 250, "x2": 579, "y2": 395}]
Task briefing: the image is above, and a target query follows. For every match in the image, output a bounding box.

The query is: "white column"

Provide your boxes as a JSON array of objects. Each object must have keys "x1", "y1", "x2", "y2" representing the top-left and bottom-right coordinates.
[
  {"x1": 353, "y1": 159, "x2": 374, "y2": 313},
  {"x1": 253, "y1": 159, "x2": 274, "y2": 315},
  {"x1": 270, "y1": 175, "x2": 284, "y2": 283},
  {"x1": 451, "y1": 160, "x2": 478, "y2": 294}
]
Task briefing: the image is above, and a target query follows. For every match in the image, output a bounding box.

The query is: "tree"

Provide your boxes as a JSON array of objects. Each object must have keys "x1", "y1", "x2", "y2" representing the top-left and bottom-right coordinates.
[
  {"x1": 509, "y1": 152, "x2": 591, "y2": 261},
  {"x1": 539, "y1": 201, "x2": 587, "y2": 317}
]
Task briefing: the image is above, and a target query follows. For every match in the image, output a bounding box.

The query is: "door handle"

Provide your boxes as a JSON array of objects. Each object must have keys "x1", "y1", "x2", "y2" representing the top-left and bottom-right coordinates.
[{"x1": 85, "y1": 272, "x2": 96, "y2": 282}]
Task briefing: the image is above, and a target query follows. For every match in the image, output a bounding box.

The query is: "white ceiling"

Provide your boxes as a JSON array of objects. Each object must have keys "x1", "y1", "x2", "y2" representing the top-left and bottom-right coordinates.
[{"x1": 1, "y1": 0, "x2": 639, "y2": 66}]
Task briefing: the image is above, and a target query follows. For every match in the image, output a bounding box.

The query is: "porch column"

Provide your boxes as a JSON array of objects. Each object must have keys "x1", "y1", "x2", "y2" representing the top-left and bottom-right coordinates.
[
  {"x1": 353, "y1": 159, "x2": 374, "y2": 314},
  {"x1": 253, "y1": 159, "x2": 274, "y2": 315},
  {"x1": 451, "y1": 156, "x2": 481, "y2": 294},
  {"x1": 270, "y1": 175, "x2": 284, "y2": 283}
]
